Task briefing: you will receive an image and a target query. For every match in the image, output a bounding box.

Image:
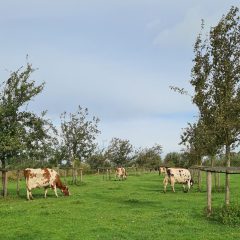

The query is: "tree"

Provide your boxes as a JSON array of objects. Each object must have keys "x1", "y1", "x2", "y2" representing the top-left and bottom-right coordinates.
[
  {"x1": 86, "y1": 149, "x2": 111, "y2": 170},
  {"x1": 60, "y1": 106, "x2": 100, "y2": 183},
  {"x1": 191, "y1": 7, "x2": 240, "y2": 167},
  {"x1": 0, "y1": 63, "x2": 53, "y2": 196},
  {"x1": 106, "y1": 138, "x2": 133, "y2": 167},
  {"x1": 134, "y1": 144, "x2": 162, "y2": 169},
  {"x1": 180, "y1": 120, "x2": 219, "y2": 167}
]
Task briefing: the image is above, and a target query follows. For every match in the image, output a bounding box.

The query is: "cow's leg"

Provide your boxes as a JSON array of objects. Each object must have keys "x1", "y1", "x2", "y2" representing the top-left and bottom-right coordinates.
[
  {"x1": 187, "y1": 181, "x2": 191, "y2": 191},
  {"x1": 170, "y1": 176, "x2": 175, "y2": 192},
  {"x1": 53, "y1": 185, "x2": 58, "y2": 198},
  {"x1": 26, "y1": 188, "x2": 31, "y2": 200},
  {"x1": 182, "y1": 184, "x2": 186, "y2": 192},
  {"x1": 44, "y1": 187, "x2": 48, "y2": 198},
  {"x1": 163, "y1": 176, "x2": 168, "y2": 192},
  {"x1": 28, "y1": 189, "x2": 34, "y2": 200}
]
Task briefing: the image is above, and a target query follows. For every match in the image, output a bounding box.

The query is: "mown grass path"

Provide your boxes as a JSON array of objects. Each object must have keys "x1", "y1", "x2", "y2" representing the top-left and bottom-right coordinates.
[{"x1": 1, "y1": 172, "x2": 240, "y2": 239}]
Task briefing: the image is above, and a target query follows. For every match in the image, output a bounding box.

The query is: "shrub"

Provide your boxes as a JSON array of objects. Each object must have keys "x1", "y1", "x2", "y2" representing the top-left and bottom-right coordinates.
[{"x1": 208, "y1": 204, "x2": 240, "y2": 226}]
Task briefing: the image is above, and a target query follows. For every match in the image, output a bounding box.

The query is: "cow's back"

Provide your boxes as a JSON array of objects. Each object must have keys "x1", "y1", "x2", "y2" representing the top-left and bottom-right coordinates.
[
  {"x1": 24, "y1": 168, "x2": 58, "y2": 189},
  {"x1": 167, "y1": 168, "x2": 191, "y2": 183}
]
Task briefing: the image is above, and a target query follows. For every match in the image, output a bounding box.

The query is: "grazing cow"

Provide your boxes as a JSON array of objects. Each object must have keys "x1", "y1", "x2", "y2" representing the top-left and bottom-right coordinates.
[
  {"x1": 115, "y1": 167, "x2": 127, "y2": 180},
  {"x1": 163, "y1": 168, "x2": 193, "y2": 193},
  {"x1": 159, "y1": 166, "x2": 167, "y2": 175},
  {"x1": 24, "y1": 168, "x2": 70, "y2": 200}
]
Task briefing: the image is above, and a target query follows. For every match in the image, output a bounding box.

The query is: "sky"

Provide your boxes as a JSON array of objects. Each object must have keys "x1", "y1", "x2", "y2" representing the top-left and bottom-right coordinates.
[{"x1": 0, "y1": 0, "x2": 239, "y2": 156}]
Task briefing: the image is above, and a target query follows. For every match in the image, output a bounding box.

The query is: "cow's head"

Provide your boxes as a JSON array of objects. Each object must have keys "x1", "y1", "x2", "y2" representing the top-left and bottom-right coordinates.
[
  {"x1": 159, "y1": 167, "x2": 166, "y2": 174},
  {"x1": 61, "y1": 186, "x2": 70, "y2": 196}
]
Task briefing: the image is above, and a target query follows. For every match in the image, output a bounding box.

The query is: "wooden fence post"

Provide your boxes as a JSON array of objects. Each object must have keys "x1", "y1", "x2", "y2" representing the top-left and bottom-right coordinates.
[
  {"x1": 16, "y1": 170, "x2": 20, "y2": 196},
  {"x1": 198, "y1": 169, "x2": 202, "y2": 191},
  {"x1": 80, "y1": 168, "x2": 83, "y2": 182},
  {"x1": 225, "y1": 173, "x2": 230, "y2": 206},
  {"x1": 207, "y1": 171, "x2": 212, "y2": 216},
  {"x1": 217, "y1": 173, "x2": 220, "y2": 191},
  {"x1": 2, "y1": 170, "x2": 8, "y2": 197}
]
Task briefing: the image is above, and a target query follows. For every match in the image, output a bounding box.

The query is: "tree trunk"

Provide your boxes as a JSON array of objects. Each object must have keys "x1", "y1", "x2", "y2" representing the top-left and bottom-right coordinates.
[
  {"x1": 225, "y1": 173, "x2": 230, "y2": 205},
  {"x1": 211, "y1": 155, "x2": 217, "y2": 190},
  {"x1": 225, "y1": 145, "x2": 230, "y2": 205},
  {"x1": 226, "y1": 145, "x2": 231, "y2": 167},
  {"x1": 207, "y1": 171, "x2": 212, "y2": 215}
]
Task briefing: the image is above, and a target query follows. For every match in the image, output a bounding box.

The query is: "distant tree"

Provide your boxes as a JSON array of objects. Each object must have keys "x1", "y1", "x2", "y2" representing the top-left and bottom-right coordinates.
[
  {"x1": 0, "y1": 63, "x2": 54, "y2": 196},
  {"x1": 134, "y1": 144, "x2": 162, "y2": 169},
  {"x1": 60, "y1": 106, "x2": 100, "y2": 183},
  {"x1": 86, "y1": 148, "x2": 111, "y2": 170},
  {"x1": 106, "y1": 138, "x2": 133, "y2": 167},
  {"x1": 164, "y1": 152, "x2": 181, "y2": 167}
]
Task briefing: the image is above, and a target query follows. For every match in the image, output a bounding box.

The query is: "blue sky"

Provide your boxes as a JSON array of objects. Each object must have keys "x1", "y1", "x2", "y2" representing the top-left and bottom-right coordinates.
[{"x1": 0, "y1": 0, "x2": 239, "y2": 156}]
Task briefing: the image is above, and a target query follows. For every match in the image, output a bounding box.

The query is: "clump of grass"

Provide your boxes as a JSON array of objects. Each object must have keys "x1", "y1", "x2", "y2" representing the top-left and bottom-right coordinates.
[{"x1": 208, "y1": 204, "x2": 240, "y2": 226}]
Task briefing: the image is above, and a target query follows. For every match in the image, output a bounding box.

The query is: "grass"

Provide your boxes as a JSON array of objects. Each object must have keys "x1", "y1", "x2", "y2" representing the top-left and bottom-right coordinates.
[{"x1": 1, "y1": 171, "x2": 240, "y2": 239}]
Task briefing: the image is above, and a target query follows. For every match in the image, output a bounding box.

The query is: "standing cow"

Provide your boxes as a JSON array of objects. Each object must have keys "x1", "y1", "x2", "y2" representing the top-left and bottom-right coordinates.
[
  {"x1": 115, "y1": 167, "x2": 127, "y2": 180},
  {"x1": 163, "y1": 168, "x2": 193, "y2": 193},
  {"x1": 24, "y1": 168, "x2": 70, "y2": 200},
  {"x1": 159, "y1": 166, "x2": 167, "y2": 175}
]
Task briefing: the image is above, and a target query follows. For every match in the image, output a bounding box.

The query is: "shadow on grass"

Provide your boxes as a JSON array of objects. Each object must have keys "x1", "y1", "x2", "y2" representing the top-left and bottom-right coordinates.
[{"x1": 121, "y1": 197, "x2": 158, "y2": 208}]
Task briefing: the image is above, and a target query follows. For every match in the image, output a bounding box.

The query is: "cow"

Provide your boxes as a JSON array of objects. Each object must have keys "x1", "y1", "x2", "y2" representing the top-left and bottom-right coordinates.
[
  {"x1": 24, "y1": 168, "x2": 70, "y2": 200},
  {"x1": 159, "y1": 166, "x2": 167, "y2": 175},
  {"x1": 163, "y1": 168, "x2": 193, "y2": 193},
  {"x1": 115, "y1": 167, "x2": 127, "y2": 180}
]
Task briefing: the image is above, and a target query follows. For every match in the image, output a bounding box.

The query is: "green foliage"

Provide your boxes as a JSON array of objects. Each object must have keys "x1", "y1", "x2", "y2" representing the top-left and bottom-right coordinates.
[
  {"x1": 163, "y1": 151, "x2": 194, "y2": 168},
  {"x1": 60, "y1": 105, "x2": 100, "y2": 166},
  {"x1": 106, "y1": 137, "x2": 133, "y2": 166},
  {"x1": 0, "y1": 63, "x2": 56, "y2": 169},
  {"x1": 209, "y1": 204, "x2": 240, "y2": 226},
  {"x1": 134, "y1": 144, "x2": 162, "y2": 168},
  {"x1": 86, "y1": 149, "x2": 111, "y2": 169}
]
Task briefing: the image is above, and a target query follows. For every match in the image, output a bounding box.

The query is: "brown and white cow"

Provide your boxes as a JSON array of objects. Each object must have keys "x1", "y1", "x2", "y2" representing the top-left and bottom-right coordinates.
[
  {"x1": 24, "y1": 168, "x2": 70, "y2": 200},
  {"x1": 159, "y1": 166, "x2": 167, "y2": 175},
  {"x1": 115, "y1": 167, "x2": 127, "y2": 180},
  {"x1": 163, "y1": 168, "x2": 193, "y2": 193}
]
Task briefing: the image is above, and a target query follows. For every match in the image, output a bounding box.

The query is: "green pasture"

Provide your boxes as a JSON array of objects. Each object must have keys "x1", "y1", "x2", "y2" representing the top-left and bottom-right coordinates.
[{"x1": 1, "y1": 171, "x2": 240, "y2": 240}]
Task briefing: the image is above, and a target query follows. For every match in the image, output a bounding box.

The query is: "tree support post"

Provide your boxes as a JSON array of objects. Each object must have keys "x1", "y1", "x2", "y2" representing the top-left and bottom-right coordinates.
[
  {"x1": 207, "y1": 171, "x2": 212, "y2": 216},
  {"x1": 225, "y1": 173, "x2": 230, "y2": 206}
]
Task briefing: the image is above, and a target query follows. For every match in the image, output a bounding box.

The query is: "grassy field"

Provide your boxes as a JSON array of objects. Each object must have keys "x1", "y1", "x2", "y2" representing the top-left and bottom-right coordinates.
[{"x1": 1, "y1": 171, "x2": 240, "y2": 240}]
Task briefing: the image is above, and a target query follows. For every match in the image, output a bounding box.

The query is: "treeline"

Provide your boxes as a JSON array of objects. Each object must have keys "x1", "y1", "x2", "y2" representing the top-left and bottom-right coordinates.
[{"x1": 0, "y1": 63, "x2": 164, "y2": 195}]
